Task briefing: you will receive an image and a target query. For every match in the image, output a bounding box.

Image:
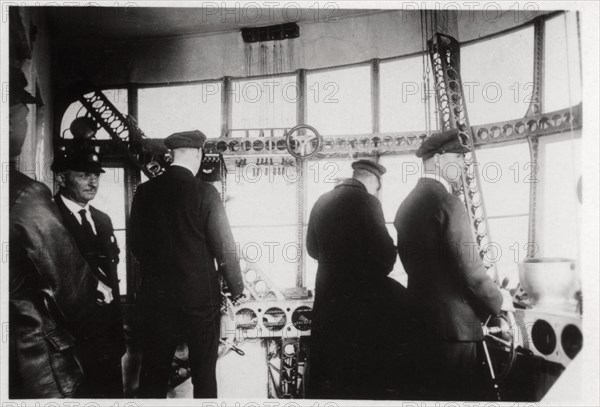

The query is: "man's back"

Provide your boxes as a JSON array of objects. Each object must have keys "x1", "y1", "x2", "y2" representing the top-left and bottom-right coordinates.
[
  {"x1": 307, "y1": 178, "x2": 396, "y2": 290},
  {"x1": 394, "y1": 177, "x2": 502, "y2": 341},
  {"x1": 130, "y1": 166, "x2": 243, "y2": 311}
]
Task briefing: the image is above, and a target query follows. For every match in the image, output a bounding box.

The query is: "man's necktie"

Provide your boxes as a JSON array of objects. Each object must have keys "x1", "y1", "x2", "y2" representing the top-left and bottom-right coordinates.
[{"x1": 79, "y1": 209, "x2": 96, "y2": 241}]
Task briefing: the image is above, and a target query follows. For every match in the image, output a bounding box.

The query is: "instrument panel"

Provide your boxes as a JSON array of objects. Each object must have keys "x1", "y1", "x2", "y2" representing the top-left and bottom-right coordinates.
[
  {"x1": 514, "y1": 308, "x2": 583, "y2": 367},
  {"x1": 221, "y1": 299, "x2": 313, "y2": 339}
]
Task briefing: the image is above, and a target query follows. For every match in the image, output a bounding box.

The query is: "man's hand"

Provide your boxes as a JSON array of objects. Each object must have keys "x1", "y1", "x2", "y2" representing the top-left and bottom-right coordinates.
[
  {"x1": 97, "y1": 280, "x2": 114, "y2": 304},
  {"x1": 500, "y1": 289, "x2": 515, "y2": 312},
  {"x1": 232, "y1": 288, "x2": 251, "y2": 306}
]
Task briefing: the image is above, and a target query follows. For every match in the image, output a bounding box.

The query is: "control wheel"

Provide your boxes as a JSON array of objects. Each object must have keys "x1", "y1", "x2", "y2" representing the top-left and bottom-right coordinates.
[
  {"x1": 285, "y1": 124, "x2": 322, "y2": 159},
  {"x1": 482, "y1": 311, "x2": 517, "y2": 383}
]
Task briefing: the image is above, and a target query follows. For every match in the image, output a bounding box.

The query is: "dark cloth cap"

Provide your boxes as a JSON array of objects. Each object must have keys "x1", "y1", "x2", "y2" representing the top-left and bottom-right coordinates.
[
  {"x1": 351, "y1": 159, "x2": 387, "y2": 178},
  {"x1": 164, "y1": 130, "x2": 207, "y2": 149},
  {"x1": 10, "y1": 66, "x2": 38, "y2": 106},
  {"x1": 70, "y1": 116, "x2": 98, "y2": 139},
  {"x1": 52, "y1": 142, "x2": 105, "y2": 174},
  {"x1": 416, "y1": 128, "x2": 471, "y2": 160}
]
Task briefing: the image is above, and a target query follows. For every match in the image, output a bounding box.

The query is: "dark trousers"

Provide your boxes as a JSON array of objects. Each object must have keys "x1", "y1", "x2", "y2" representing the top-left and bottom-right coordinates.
[
  {"x1": 76, "y1": 353, "x2": 123, "y2": 398},
  {"x1": 411, "y1": 340, "x2": 493, "y2": 401},
  {"x1": 75, "y1": 304, "x2": 125, "y2": 398},
  {"x1": 137, "y1": 302, "x2": 220, "y2": 399}
]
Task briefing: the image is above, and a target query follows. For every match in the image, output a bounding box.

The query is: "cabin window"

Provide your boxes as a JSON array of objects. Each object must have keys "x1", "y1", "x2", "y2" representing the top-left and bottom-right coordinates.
[
  {"x1": 544, "y1": 12, "x2": 582, "y2": 112},
  {"x1": 306, "y1": 64, "x2": 372, "y2": 135},
  {"x1": 378, "y1": 154, "x2": 424, "y2": 285},
  {"x1": 93, "y1": 167, "x2": 128, "y2": 296},
  {"x1": 460, "y1": 26, "x2": 534, "y2": 125},
  {"x1": 225, "y1": 169, "x2": 298, "y2": 290},
  {"x1": 537, "y1": 131, "x2": 582, "y2": 260},
  {"x1": 138, "y1": 82, "x2": 222, "y2": 139},
  {"x1": 60, "y1": 89, "x2": 128, "y2": 140},
  {"x1": 380, "y1": 55, "x2": 439, "y2": 133},
  {"x1": 230, "y1": 75, "x2": 297, "y2": 137},
  {"x1": 476, "y1": 142, "x2": 531, "y2": 286}
]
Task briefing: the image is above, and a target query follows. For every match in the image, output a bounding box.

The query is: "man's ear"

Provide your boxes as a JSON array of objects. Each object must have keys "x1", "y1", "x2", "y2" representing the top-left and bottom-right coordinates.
[{"x1": 56, "y1": 172, "x2": 67, "y2": 187}]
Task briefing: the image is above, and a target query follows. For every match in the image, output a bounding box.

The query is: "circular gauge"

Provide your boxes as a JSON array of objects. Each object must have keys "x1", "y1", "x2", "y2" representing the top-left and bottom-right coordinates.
[
  {"x1": 235, "y1": 308, "x2": 258, "y2": 330},
  {"x1": 265, "y1": 139, "x2": 276, "y2": 151},
  {"x1": 252, "y1": 140, "x2": 264, "y2": 151},
  {"x1": 245, "y1": 268, "x2": 258, "y2": 283},
  {"x1": 532, "y1": 319, "x2": 557, "y2": 355},
  {"x1": 561, "y1": 324, "x2": 583, "y2": 360},
  {"x1": 216, "y1": 141, "x2": 228, "y2": 153},
  {"x1": 229, "y1": 140, "x2": 240, "y2": 152},
  {"x1": 241, "y1": 140, "x2": 253, "y2": 151},
  {"x1": 276, "y1": 139, "x2": 287, "y2": 150},
  {"x1": 292, "y1": 306, "x2": 312, "y2": 331},
  {"x1": 254, "y1": 280, "x2": 267, "y2": 295},
  {"x1": 263, "y1": 307, "x2": 287, "y2": 331}
]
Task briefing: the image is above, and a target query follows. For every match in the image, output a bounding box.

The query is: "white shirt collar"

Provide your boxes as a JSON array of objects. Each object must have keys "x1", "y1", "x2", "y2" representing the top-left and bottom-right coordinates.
[
  {"x1": 422, "y1": 173, "x2": 453, "y2": 193},
  {"x1": 59, "y1": 194, "x2": 97, "y2": 234},
  {"x1": 171, "y1": 162, "x2": 198, "y2": 176},
  {"x1": 60, "y1": 194, "x2": 90, "y2": 213}
]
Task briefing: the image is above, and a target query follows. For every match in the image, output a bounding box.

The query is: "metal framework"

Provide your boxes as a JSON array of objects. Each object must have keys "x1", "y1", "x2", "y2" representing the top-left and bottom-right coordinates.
[
  {"x1": 55, "y1": 11, "x2": 582, "y2": 399},
  {"x1": 428, "y1": 33, "x2": 494, "y2": 282}
]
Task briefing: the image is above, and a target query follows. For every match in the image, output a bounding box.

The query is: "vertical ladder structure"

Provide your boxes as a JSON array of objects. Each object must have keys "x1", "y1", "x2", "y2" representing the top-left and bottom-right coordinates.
[{"x1": 428, "y1": 34, "x2": 500, "y2": 284}]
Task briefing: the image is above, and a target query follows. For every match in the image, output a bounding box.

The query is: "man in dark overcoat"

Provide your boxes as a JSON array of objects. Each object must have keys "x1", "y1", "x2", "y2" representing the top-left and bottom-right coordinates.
[
  {"x1": 129, "y1": 130, "x2": 244, "y2": 398},
  {"x1": 394, "y1": 129, "x2": 511, "y2": 400},
  {"x1": 9, "y1": 66, "x2": 112, "y2": 398},
  {"x1": 306, "y1": 160, "x2": 408, "y2": 399},
  {"x1": 53, "y1": 133, "x2": 126, "y2": 398}
]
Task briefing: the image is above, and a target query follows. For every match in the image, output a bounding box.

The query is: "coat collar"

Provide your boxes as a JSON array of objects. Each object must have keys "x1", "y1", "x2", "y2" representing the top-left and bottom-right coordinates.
[
  {"x1": 418, "y1": 176, "x2": 453, "y2": 194},
  {"x1": 421, "y1": 173, "x2": 453, "y2": 193},
  {"x1": 335, "y1": 177, "x2": 367, "y2": 192},
  {"x1": 168, "y1": 164, "x2": 196, "y2": 177}
]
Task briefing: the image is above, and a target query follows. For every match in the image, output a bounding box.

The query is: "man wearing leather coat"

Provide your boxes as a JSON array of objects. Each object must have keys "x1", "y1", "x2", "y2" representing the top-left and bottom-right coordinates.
[{"x1": 9, "y1": 66, "x2": 113, "y2": 398}]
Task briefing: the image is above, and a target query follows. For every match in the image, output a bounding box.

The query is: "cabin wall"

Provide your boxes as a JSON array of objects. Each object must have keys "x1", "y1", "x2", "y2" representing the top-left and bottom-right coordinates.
[
  {"x1": 14, "y1": 7, "x2": 55, "y2": 190},
  {"x1": 53, "y1": 10, "x2": 456, "y2": 88}
]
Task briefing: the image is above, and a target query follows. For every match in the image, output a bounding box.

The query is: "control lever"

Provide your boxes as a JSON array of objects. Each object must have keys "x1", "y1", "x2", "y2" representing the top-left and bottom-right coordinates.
[{"x1": 220, "y1": 339, "x2": 245, "y2": 356}]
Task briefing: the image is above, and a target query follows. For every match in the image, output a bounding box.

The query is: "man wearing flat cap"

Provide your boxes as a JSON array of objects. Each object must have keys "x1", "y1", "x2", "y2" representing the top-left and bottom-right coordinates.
[
  {"x1": 394, "y1": 129, "x2": 510, "y2": 400},
  {"x1": 52, "y1": 129, "x2": 125, "y2": 398},
  {"x1": 9, "y1": 63, "x2": 110, "y2": 397},
  {"x1": 130, "y1": 130, "x2": 244, "y2": 398},
  {"x1": 306, "y1": 159, "x2": 408, "y2": 399}
]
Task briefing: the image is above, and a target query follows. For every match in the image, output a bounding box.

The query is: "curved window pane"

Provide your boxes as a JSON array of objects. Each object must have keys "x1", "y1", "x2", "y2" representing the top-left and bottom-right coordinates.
[
  {"x1": 544, "y1": 12, "x2": 582, "y2": 112},
  {"x1": 379, "y1": 155, "x2": 424, "y2": 223},
  {"x1": 138, "y1": 82, "x2": 222, "y2": 139},
  {"x1": 231, "y1": 75, "x2": 297, "y2": 135},
  {"x1": 475, "y1": 142, "x2": 531, "y2": 218},
  {"x1": 60, "y1": 89, "x2": 128, "y2": 140},
  {"x1": 307, "y1": 65, "x2": 372, "y2": 135},
  {"x1": 232, "y1": 225, "x2": 297, "y2": 290},
  {"x1": 380, "y1": 55, "x2": 438, "y2": 133},
  {"x1": 93, "y1": 168, "x2": 127, "y2": 230},
  {"x1": 537, "y1": 131, "x2": 581, "y2": 261},
  {"x1": 461, "y1": 26, "x2": 534, "y2": 125},
  {"x1": 225, "y1": 171, "x2": 297, "y2": 228}
]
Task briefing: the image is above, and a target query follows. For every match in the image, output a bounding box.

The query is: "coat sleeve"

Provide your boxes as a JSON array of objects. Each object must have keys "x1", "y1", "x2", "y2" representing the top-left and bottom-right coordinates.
[
  {"x1": 10, "y1": 181, "x2": 99, "y2": 323},
  {"x1": 129, "y1": 183, "x2": 145, "y2": 261},
  {"x1": 364, "y1": 195, "x2": 397, "y2": 276},
  {"x1": 306, "y1": 205, "x2": 319, "y2": 260},
  {"x1": 204, "y1": 186, "x2": 245, "y2": 297},
  {"x1": 441, "y1": 196, "x2": 502, "y2": 316}
]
